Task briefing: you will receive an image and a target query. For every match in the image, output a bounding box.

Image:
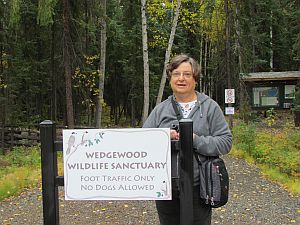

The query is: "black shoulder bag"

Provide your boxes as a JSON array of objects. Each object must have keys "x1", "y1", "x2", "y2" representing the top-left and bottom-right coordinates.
[{"x1": 171, "y1": 97, "x2": 229, "y2": 208}]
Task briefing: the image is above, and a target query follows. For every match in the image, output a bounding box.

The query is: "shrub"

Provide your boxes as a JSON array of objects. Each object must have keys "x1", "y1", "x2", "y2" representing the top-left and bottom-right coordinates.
[
  {"x1": 1, "y1": 145, "x2": 41, "y2": 168},
  {"x1": 0, "y1": 145, "x2": 41, "y2": 200},
  {"x1": 287, "y1": 129, "x2": 300, "y2": 150},
  {"x1": 250, "y1": 129, "x2": 300, "y2": 177},
  {"x1": 232, "y1": 122, "x2": 256, "y2": 154},
  {"x1": 233, "y1": 122, "x2": 300, "y2": 178}
]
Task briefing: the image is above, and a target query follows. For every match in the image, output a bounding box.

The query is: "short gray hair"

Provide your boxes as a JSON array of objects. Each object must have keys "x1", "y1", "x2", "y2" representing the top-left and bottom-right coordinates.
[{"x1": 166, "y1": 54, "x2": 201, "y2": 82}]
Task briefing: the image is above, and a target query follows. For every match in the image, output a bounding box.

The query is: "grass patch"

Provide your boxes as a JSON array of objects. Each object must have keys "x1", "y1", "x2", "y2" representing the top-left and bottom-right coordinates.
[
  {"x1": 229, "y1": 146, "x2": 255, "y2": 164},
  {"x1": 230, "y1": 147, "x2": 300, "y2": 196},
  {"x1": 0, "y1": 145, "x2": 41, "y2": 201},
  {"x1": 232, "y1": 121, "x2": 300, "y2": 196},
  {"x1": 0, "y1": 145, "x2": 64, "y2": 201},
  {"x1": 259, "y1": 164, "x2": 300, "y2": 195},
  {"x1": 0, "y1": 167, "x2": 40, "y2": 201}
]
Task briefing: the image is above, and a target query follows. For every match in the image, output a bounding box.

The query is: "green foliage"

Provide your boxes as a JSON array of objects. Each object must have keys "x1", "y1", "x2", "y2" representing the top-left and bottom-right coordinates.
[
  {"x1": 265, "y1": 108, "x2": 276, "y2": 127},
  {"x1": 1, "y1": 0, "x2": 300, "y2": 127},
  {"x1": 1, "y1": 145, "x2": 41, "y2": 168},
  {"x1": 259, "y1": 164, "x2": 300, "y2": 195},
  {"x1": 232, "y1": 122, "x2": 300, "y2": 194},
  {"x1": 232, "y1": 121, "x2": 256, "y2": 154},
  {"x1": 37, "y1": 0, "x2": 58, "y2": 26},
  {"x1": 72, "y1": 55, "x2": 101, "y2": 114},
  {"x1": 233, "y1": 122, "x2": 300, "y2": 178},
  {"x1": 293, "y1": 86, "x2": 300, "y2": 110},
  {"x1": 254, "y1": 131, "x2": 300, "y2": 176},
  {"x1": 287, "y1": 130, "x2": 300, "y2": 150},
  {"x1": 0, "y1": 145, "x2": 41, "y2": 201},
  {"x1": 235, "y1": 109, "x2": 261, "y2": 124},
  {"x1": 0, "y1": 167, "x2": 40, "y2": 201},
  {"x1": 9, "y1": 0, "x2": 21, "y2": 27}
]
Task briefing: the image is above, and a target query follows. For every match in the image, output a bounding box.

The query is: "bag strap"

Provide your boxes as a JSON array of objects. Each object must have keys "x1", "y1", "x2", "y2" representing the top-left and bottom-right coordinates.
[{"x1": 171, "y1": 97, "x2": 182, "y2": 121}]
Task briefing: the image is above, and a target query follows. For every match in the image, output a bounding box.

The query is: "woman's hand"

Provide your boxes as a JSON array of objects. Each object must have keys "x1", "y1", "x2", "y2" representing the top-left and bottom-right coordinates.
[
  {"x1": 170, "y1": 130, "x2": 196, "y2": 140},
  {"x1": 170, "y1": 129, "x2": 180, "y2": 140}
]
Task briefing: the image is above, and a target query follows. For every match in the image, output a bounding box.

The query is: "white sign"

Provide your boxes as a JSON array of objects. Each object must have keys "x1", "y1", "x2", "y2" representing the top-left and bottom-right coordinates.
[
  {"x1": 225, "y1": 107, "x2": 235, "y2": 115},
  {"x1": 225, "y1": 89, "x2": 235, "y2": 104},
  {"x1": 63, "y1": 128, "x2": 171, "y2": 200}
]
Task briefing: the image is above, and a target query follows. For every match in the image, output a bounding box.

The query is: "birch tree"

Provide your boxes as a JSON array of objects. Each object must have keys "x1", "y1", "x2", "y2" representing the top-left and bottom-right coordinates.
[
  {"x1": 141, "y1": 0, "x2": 150, "y2": 124},
  {"x1": 156, "y1": 0, "x2": 181, "y2": 105}
]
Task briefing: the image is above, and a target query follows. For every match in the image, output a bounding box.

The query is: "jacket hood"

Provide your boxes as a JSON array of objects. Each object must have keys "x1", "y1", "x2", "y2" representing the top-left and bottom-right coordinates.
[
  {"x1": 196, "y1": 92, "x2": 209, "y2": 118},
  {"x1": 197, "y1": 91, "x2": 210, "y2": 105}
]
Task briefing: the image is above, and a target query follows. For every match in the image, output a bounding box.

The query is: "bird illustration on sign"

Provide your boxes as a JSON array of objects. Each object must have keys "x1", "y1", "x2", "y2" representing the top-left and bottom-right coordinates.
[{"x1": 66, "y1": 132, "x2": 76, "y2": 154}]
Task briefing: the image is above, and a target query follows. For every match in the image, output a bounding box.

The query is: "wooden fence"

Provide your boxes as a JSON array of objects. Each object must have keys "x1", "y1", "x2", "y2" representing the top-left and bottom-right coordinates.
[
  {"x1": 0, "y1": 124, "x2": 92, "y2": 153},
  {"x1": 0, "y1": 126, "x2": 40, "y2": 152}
]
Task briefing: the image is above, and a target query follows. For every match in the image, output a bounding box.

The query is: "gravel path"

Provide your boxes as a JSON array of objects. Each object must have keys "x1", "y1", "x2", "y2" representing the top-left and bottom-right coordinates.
[{"x1": 0, "y1": 155, "x2": 299, "y2": 225}]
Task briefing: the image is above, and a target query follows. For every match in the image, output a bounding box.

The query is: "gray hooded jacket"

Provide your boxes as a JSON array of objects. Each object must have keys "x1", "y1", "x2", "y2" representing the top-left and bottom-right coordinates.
[{"x1": 143, "y1": 91, "x2": 232, "y2": 185}]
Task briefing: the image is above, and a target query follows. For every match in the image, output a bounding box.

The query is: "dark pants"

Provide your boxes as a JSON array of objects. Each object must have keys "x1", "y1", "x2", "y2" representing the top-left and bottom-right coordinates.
[{"x1": 155, "y1": 185, "x2": 211, "y2": 225}]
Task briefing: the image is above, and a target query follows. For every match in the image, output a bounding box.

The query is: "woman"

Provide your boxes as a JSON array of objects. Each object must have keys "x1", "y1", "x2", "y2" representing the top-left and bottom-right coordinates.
[{"x1": 143, "y1": 54, "x2": 232, "y2": 225}]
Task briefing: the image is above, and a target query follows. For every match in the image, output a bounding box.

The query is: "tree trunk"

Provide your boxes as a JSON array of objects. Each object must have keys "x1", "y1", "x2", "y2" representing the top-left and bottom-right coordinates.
[
  {"x1": 141, "y1": 0, "x2": 150, "y2": 124},
  {"x1": 0, "y1": 17, "x2": 5, "y2": 125},
  {"x1": 63, "y1": 0, "x2": 74, "y2": 128},
  {"x1": 235, "y1": 0, "x2": 242, "y2": 74},
  {"x1": 84, "y1": 0, "x2": 92, "y2": 127},
  {"x1": 95, "y1": 0, "x2": 107, "y2": 128},
  {"x1": 270, "y1": 10, "x2": 273, "y2": 71},
  {"x1": 235, "y1": 0, "x2": 250, "y2": 122},
  {"x1": 203, "y1": 36, "x2": 208, "y2": 94},
  {"x1": 205, "y1": 38, "x2": 209, "y2": 95},
  {"x1": 85, "y1": 0, "x2": 89, "y2": 54},
  {"x1": 199, "y1": 35, "x2": 203, "y2": 93},
  {"x1": 131, "y1": 98, "x2": 136, "y2": 127},
  {"x1": 156, "y1": 0, "x2": 181, "y2": 105},
  {"x1": 50, "y1": 17, "x2": 57, "y2": 122},
  {"x1": 208, "y1": 41, "x2": 213, "y2": 97},
  {"x1": 235, "y1": 0, "x2": 243, "y2": 101},
  {"x1": 224, "y1": 0, "x2": 233, "y2": 129}
]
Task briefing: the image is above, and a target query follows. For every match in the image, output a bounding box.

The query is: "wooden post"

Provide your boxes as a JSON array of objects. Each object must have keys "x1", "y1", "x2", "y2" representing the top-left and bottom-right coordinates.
[
  {"x1": 179, "y1": 119, "x2": 194, "y2": 225},
  {"x1": 40, "y1": 120, "x2": 59, "y2": 225}
]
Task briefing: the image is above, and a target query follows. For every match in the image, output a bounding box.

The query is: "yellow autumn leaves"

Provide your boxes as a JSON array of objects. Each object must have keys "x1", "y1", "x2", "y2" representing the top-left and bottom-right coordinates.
[
  {"x1": 72, "y1": 55, "x2": 102, "y2": 107},
  {"x1": 146, "y1": 0, "x2": 225, "y2": 48}
]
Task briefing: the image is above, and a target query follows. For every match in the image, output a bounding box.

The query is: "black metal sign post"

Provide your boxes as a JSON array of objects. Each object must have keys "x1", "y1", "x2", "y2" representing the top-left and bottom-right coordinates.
[
  {"x1": 40, "y1": 120, "x2": 59, "y2": 225},
  {"x1": 179, "y1": 119, "x2": 194, "y2": 225}
]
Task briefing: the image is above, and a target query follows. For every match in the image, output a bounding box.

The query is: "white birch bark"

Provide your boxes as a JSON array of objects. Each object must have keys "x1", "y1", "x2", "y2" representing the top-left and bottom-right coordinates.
[
  {"x1": 141, "y1": 0, "x2": 150, "y2": 124},
  {"x1": 199, "y1": 35, "x2": 203, "y2": 92},
  {"x1": 156, "y1": 0, "x2": 181, "y2": 105}
]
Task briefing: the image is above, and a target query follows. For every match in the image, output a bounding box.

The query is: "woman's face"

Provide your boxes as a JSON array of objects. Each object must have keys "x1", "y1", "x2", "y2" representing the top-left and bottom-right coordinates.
[{"x1": 170, "y1": 62, "x2": 196, "y2": 98}]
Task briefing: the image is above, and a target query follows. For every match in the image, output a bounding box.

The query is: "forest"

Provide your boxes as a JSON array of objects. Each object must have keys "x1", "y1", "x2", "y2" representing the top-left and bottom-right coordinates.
[{"x1": 0, "y1": 0, "x2": 299, "y2": 128}]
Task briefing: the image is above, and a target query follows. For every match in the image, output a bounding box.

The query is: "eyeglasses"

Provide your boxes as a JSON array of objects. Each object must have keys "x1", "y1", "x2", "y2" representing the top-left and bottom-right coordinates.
[{"x1": 171, "y1": 71, "x2": 193, "y2": 79}]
